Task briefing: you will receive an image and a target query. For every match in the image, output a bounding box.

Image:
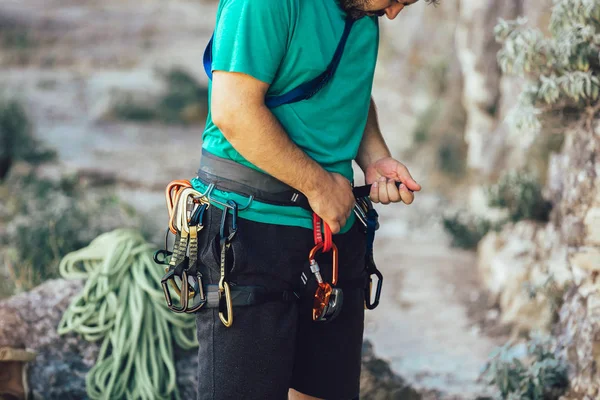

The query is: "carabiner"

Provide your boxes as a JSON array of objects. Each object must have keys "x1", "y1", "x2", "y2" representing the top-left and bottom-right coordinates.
[
  {"x1": 166, "y1": 180, "x2": 192, "y2": 234},
  {"x1": 161, "y1": 260, "x2": 190, "y2": 313},
  {"x1": 308, "y1": 243, "x2": 342, "y2": 322},
  {"x1": 217, "y1": 211, "x2": 236, "y2": 327},
  {"x1": 219, "y1": 200, "x2": 238, "y2": 241},
  {"x1": 218, "y1": 279, "x2": 233, "y2": 327},
  {"x1": 308, "y1": 242, "x2": 338, "y2": 286},
  {"x1": 184, "y1": 269, "x2": 207, "y2": 313},
  {"x1": 365, "y1": 264, "x2": 383, "y2": 310},
  {"x1": 189, "y1": 202, "x2": 208, "y2": 226},
  {"x1": 153, "y1": 249, "x2": 172, "y2": 266}
]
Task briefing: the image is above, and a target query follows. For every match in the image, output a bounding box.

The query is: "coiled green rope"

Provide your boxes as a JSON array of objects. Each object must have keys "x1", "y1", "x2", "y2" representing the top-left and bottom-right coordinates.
[{"x1": 57, "y1": 229, "x2": 197, "y2": 400}]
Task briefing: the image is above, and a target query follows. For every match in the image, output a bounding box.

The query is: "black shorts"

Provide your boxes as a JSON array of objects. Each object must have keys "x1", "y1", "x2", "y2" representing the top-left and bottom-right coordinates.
[{"x1": 195, "y1": 206, "x2": 367, "y2": 400}]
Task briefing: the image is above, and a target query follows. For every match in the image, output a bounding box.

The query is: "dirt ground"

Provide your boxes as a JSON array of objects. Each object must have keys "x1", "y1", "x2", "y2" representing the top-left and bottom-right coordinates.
[{"x1": 0, "y1": 0, "x2": 508, "y2": 398}]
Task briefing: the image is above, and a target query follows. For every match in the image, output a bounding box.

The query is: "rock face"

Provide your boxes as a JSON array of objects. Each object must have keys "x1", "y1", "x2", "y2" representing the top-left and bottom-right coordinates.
[
  {"x1": 455, "y1": 0, "x2": 518, "y2": 176},
  {"x1": 360, "y1": 341, "x2": 422, "y2": 400},
  {"x1": 552, "y1": 123, "x2": 600, "y2": 396},
  {"x1": 0, "y1": 279, "x2": 198, "y2": 400},
  {"x1": 0, "y1": 279, "x2": 93, "y2": 399},
  {"x1": 0, "y1": 279, "x2": 420, "y2": 400},
  {"x1": 456, "y1": 0, "x2": 553, "y2": 176},
  {"x1": 456, "y1": 0, "x2": 600, "y2": 394},
  {"x1": 474, "y1": 75, "x2": 600, "y2": 398},
  {"x1": 477, "y1": 221, "x2": 570, "y2": 332}
]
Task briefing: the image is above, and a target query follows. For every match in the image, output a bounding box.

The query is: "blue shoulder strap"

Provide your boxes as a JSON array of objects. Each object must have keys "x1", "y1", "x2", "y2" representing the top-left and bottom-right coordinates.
[{"x1": 203, "y1": 18, "x2": 355, "y2": 108}]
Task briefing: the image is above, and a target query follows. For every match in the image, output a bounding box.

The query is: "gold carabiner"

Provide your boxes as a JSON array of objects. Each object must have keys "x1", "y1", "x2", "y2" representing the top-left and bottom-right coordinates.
[{"x1": 218, "y1": 279, "x2": 233, "y2": 327}]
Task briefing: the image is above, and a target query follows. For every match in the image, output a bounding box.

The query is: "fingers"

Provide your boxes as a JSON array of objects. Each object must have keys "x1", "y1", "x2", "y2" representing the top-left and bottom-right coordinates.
[
  {"x1": 399, "y1": 183, "x2": 415, "y2": 204},
  {"x1": 324, "y1": 210, "x2": 352, "y2": 234},
  {"x1": 395, "y1": 164, "x2": 422, "y2": 192},
  {"x1": 370, "y1": 178, "x2": 416, "y2": 205}
]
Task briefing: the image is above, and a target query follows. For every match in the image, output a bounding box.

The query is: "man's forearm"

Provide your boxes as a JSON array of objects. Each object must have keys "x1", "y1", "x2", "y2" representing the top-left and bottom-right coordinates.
[
  {"x1": 215, "y1": 104, "x2": 328, "y2": 197},
  {"x1": 356, "y1": 98, "x2": 391, "y2": 171}
]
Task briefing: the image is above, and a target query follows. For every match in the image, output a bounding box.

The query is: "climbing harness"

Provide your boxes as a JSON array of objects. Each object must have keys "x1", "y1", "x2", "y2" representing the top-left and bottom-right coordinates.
[
  {"x1": 157, "y1": 175, "x2": 390, "y2": 322},
  {"x1": 157, "y1": 181, "x2": 298, "y2": 327},
  {"x1": 157, "y1": 175, "x2": 389, "y2": 326}
]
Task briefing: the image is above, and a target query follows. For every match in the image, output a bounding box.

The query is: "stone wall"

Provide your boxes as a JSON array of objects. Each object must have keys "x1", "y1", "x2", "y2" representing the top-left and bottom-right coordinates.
[
  {"x1": 457, "y1": 0, "x2": 600, "y2": 396},
  {"x1": 456, "y1": 0, "x2": 553, "y2": 177}
]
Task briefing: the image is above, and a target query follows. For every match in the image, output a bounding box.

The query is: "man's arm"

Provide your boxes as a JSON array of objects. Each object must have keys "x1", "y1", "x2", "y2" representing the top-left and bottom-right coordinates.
[
  {"x1": 356, "y1": 97, "x2": 392, "y2": 172},
  {"x1": 211, "y1": 71, "x2": 356, "y2": 233},
  {"x1": 356, "y1": 97, "x2": 421, "y2": 204}
]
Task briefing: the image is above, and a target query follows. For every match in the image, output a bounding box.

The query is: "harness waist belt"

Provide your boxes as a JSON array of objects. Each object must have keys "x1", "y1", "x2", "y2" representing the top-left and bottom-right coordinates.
[
  {"x1": 198, "y1": 149, "x2": 313, "y2": 210},
  {"x1": 202, "y1": 284, "x2": 298, "y2": 308}
]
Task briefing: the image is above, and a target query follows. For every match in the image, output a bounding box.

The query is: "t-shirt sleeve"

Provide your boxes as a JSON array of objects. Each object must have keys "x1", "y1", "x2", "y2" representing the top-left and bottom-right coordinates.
[{"x1": 211, "y1": 0, "x2": 291, "y2": 84}]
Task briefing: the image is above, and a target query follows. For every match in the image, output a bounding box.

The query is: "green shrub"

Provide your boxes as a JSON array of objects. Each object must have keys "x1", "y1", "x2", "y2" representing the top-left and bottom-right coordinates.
[
  {"x1": 436, "y1": 135, "x2": 467, "y2": 177},
  {"x1": 114, "y1": 67, "x2": 208, "y2": 124},
  {"x1": 0, "y1": 172, "x2": 138, "y2": 296},
  {"x1": 495, "y1": 0, "x2": 600, "y2": 135},
  {"x1": 113, "y1": 95, "x2": 157, "y2": 122},
  {"x1": 442, "y1": 212, "x2": 494, "y2": 249},
  {"x1": 0, "y1": 99, "x2": 56, "y2": 179},
  {"x1": 2, "y1": 29, "x2": 35, "y2": 50},
  {"x1": 484, "y1": 336, "x2": 569, "y2": 400},
  {"x1": 412, "y1": 102, "x2": 441, "y2": 144},
  {"x1": 443, "y1": 171, "x2": 552, "y2": 249},
  {"x1": 487, "y1": 171, "x2": 552, "y2": 222}
]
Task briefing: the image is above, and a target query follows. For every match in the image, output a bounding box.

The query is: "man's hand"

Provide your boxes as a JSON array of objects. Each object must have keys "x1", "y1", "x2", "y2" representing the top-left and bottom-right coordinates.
[
  {"x1": 365, "y1": 157, "x2": 421, "y2": 204},
  {"x1": 305, "y1": 172, "x2": 355, "y2": 234}
]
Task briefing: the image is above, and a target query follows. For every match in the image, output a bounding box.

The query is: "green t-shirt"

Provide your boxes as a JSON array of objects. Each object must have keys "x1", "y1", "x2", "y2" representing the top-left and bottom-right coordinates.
[{"x1": 197, "y1": 0, "x2": 379, "y2": 233}]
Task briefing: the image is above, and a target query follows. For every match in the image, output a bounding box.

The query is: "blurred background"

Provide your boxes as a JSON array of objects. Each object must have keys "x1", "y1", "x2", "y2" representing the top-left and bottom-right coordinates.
[{"x1": 1, "y1": 0, "x2": 598, "y2": 399}]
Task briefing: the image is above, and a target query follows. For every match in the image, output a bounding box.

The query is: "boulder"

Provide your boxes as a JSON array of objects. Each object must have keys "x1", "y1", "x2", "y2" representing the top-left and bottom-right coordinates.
[
  {"x1": 477, "y1": 221, "x2": 571, "y2": 332},
  {"x1": 0, "y1": 279, "x2": 420, "y2": 400}
]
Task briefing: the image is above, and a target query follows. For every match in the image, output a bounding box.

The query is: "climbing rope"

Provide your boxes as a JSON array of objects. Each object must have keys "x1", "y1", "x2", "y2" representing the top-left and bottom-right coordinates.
[{"x1": 57, "y1": 229, "x2": 197, "y2": 400}]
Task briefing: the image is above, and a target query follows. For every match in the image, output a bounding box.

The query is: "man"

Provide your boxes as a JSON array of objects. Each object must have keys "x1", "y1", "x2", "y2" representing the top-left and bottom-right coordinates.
[{"x1": 193, "y1": 0, "x2": 429, "y2": 399}]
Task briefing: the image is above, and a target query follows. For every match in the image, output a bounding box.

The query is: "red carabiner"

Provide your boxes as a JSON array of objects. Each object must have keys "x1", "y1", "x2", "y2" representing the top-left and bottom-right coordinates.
[{"x1": 308, "y1": 242, "x2": 338, "y2": 286}]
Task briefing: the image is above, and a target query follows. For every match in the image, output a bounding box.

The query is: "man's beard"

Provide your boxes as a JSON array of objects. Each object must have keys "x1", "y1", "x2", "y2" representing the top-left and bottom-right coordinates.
[{"x1": 338, "y1": 0, "x2": 375, "y2": 19}]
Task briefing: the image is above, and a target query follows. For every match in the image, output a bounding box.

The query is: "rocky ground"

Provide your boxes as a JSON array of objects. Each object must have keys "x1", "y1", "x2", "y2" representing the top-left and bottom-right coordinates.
[
  {"x1": 365, "y1": 197, "x2": 508, "y2": 398},
  {"x1": 0, "y1": 0, "x2": 509, "y2": 398}
]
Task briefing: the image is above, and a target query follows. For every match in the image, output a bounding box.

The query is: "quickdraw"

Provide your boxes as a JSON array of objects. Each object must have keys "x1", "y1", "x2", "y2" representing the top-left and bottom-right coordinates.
[
  {"x1": 308, "y1": 214, "x2": 343, "y2": 322},
  {"x1": 308, "y1": 241, "x2": 343, "y2": 322},
  {"x1": 157, "y1": 180, "x2": 210, "y2": 314},
  {"x1": 355, "y1": 197, "x2": 384, "y2": 310},
  {"x1": 217, "y1": 200, "x2": 238, "y2": 327}
]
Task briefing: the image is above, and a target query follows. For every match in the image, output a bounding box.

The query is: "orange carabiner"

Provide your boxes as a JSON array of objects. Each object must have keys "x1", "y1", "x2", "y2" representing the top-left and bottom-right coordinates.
[
  {"x1": 165, "y1": 180, "x2": 192, "y2": 234},
  {"x1": 308, "y1": 242, "x2": 341, "y2": 321},
  {"x1": 308, "y1": 242, "x2": 338, "y2": 286}
]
